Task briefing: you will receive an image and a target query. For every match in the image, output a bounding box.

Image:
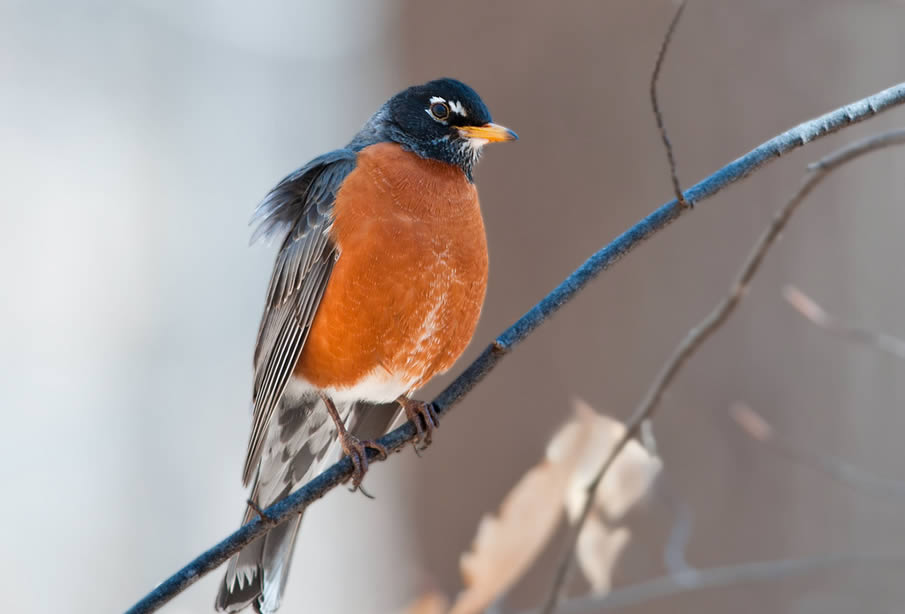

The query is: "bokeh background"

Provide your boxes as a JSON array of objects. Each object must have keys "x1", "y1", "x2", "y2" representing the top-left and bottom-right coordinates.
[{"x1": 3, "y1": 1, "x2": 905, "y2": 612}]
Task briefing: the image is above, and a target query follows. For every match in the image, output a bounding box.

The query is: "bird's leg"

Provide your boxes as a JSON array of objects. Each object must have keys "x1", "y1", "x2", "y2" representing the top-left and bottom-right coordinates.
[
  {"x1": 319, "y1": 392, "x2": 388, "y2": 491},
  {"x1": 397, "y1": 396, "x2": 439, "y2": 450}
]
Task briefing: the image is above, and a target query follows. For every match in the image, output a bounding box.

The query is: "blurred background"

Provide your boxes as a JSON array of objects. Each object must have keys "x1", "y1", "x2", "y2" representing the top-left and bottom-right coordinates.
[{"x1": 3, "y1": 1, "x2": 905, "y2": 612}]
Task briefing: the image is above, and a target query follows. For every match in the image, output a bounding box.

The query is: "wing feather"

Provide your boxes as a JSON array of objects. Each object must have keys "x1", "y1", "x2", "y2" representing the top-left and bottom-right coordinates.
[{"x1": 243, "y1": 150, "x2": 357, "y2": 485}]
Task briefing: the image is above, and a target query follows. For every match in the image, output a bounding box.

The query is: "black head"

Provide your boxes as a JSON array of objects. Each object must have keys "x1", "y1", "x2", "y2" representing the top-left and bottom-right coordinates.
[{"x1": 351, "y1": 78, "x2": 517, "y2": 180}]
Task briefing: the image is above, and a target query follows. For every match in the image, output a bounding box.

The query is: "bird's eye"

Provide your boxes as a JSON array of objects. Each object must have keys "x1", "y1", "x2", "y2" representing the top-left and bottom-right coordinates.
[{"x1": 429, "y1": 102, "x2": 450, "y2": 121}]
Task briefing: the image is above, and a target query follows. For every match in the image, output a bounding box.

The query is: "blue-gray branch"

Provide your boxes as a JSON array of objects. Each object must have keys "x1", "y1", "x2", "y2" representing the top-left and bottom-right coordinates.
[{"x1": 125, "y1": 81, "x2": 905, "y2": 614}]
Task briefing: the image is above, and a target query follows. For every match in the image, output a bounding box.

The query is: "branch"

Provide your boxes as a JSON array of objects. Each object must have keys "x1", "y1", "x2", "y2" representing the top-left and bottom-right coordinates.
[
  {"x1": 730, "y1": 402, "x2": 905, "y2": 501},
  {"x1": 124, "y1": 82, "x2": 905, "y2": 614},
  {"x1": 661, "y1": 494, "x2": 695, "y2": 575},
  {"x1": 784, "y1": 285, "x2": 905, "y2": 359},
  {"x1": 538, "y1": 129, "x2": 905, "y2": 614},
  {"x1": 650, "y1": 0, "x2": 689, "y2": 207},
  {"x1": 538, "y1": 553, "x2": 905, "y2": 613}
]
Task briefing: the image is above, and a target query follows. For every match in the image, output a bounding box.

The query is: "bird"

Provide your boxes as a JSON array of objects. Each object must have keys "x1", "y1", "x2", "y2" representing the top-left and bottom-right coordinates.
[{"x1": 215, "y1": 77, "x2": 516, "y2": 613}]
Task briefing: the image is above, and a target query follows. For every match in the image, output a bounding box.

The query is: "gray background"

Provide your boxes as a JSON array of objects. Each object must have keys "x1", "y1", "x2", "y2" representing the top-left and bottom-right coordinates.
[{"x1": 2, "y1": 1, "x2": 905, "y2": 613}]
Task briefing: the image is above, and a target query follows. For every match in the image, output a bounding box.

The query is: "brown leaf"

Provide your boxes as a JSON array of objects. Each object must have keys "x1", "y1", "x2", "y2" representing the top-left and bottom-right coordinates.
[
  {"x1": 399, "y1": 591, "x2": 450, "y2": 614},
  {"x1": 566, "y1": 399, "x2": 662, "y2": 522},
  {"x1": 730, "y1": 402, "x2": 774, "y2": 441},
  {"x1": 449, "y1": 400, "x2": 659, "y2": 613},
  {"x1": 562, "y1": 400, "x2": 660, "y2": 593},
  {"x1": 783, "y1": 285, "x2": 830, "y2": 326},
  {"x1": 449, "y1": 410, "x2": 596, "y2": 614},
  {"x1": 575, "y1": 518, "x2": 631, "y2": 593}
]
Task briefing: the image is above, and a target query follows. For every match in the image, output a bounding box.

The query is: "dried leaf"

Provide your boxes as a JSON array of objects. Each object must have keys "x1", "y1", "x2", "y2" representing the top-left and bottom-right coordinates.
[
  {"x1": 783, "y1": 285, "x2": 830, "y2": 326},
  {"x1": 566, "y1": 399, "x2": 662, "y2": 522},
  {"x1": 449, "y1": 411, "x2": 595, "y2": 614},
  {"x1": 575, "y1": 518, "x2": 631, "y2": 593},
  {"x1": 450, "y1": 401, "x2": 659, "y2": 613},
  {"x1": 399, "y1": 591, "x2": 450, "y2": 614},
  {"x1": 730, "y1": 402, "x2": 774, "y2": 441}
]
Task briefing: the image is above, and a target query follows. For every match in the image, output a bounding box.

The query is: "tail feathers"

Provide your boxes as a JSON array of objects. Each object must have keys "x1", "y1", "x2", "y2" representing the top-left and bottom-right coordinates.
[
  {"x1": 215, "y1": 515, "x2": 303, "y2": 614},
  {"x1": 215, "y1": 556, "x2": 261, "y2": 612},
  {"x1": 216, "y1": 515, "x2": 263, "y2": 612},
  {"x1": 216, "y1": 391, "x2": 350, "y2": 613},
  {"x1": 258, "y1": 517, "x2": 302, "y2": 613},
  {"x1": 216, "y1": 393, "x2": 398, "y2": 612}
]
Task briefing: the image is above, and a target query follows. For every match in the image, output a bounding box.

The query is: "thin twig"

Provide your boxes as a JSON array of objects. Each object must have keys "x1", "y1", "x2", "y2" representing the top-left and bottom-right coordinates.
[
  {"x1": 784, "y1": 285, "x2": 905, "y2": 359},
  {"x1": 662, "y1": 498, "x2": 695, "y2": 576},
  {"x1": 124, "y1": 84, "x2": 905, "y2": 614},
  {"x1": 538, "y1": 129, "x2": 905, "y2": 614},
  {"x1": 730, "y1": 402, "x2": 905, "y2": 501},
  {"x1": 533, "y1": 553, "x2": 905, "y2": 613},
  {"x1": 651, "y1": 0, "x2": 689, "y2": 207},
  {"x1": 245, "y1": 499, "x2": 276, "y2": 524}
]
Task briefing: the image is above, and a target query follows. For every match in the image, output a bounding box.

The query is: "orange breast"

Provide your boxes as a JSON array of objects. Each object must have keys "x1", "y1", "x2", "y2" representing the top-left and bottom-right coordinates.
[{"x1": 294, "y1": 142, "x2": 489, "y2": 394}]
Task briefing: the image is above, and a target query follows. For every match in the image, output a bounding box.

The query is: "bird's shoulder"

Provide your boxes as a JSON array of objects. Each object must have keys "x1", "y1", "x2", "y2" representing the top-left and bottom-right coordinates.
[{"x1": 250, "y1": 148, "x2": 359, "y2": 246}]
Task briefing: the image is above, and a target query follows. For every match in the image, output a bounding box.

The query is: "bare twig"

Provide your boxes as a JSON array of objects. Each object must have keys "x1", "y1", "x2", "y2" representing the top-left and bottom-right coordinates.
[
  {"x1": 662, "y1": 498, "x2": 695, "y2": 576},
  {"x1": 531, "y1": 553, "x2": 905, "y2": 613},
  {"x1": 784, "y1": 285, "x2": 905, "y2": 359},
  {"x1": 245, "y1": 499, "x2": 276, "y2": 524},
  {"x1": 125, "y1": 83, "x2": 905, "y2": 614},
  {"x1": 730, "y1": 402, "x2": 905, "y2": 501},
  {"x1": 650, "y1": 0, "x2": 689, "y2": 207},
  {"x1": 538, "y1": 130, "x2": 905, "y2": 614}
]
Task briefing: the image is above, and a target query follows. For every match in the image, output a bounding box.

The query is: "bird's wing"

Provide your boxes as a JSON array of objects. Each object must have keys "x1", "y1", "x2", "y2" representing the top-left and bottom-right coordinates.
[{"x1": 242, "y1": 149, "x2": 358, "y2": 484}]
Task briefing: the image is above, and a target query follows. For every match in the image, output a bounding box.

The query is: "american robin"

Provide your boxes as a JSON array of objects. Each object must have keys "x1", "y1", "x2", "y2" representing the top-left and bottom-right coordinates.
[{"x1": 216, "y1": 78, "x2": 516, "y2": 613}]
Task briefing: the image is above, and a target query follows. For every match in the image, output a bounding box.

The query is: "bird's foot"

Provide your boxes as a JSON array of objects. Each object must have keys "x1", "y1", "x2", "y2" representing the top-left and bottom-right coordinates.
[
  {"x1": 338, "y1": 430, "x2": 388, "y2": 493},
  {"x1": 320, "y1": 391, "x2": 388, "y2": 493},
  {"x1": 397, "y1": 396, "x2": 439, "y2": 451}
]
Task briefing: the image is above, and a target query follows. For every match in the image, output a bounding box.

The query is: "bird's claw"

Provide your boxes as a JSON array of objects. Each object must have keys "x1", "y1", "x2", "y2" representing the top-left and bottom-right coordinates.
[
  {"x1": 398, "y1": 397, "x2": 439, "y2": 451},
  {"x1": 339, "y1": 432, "x2": 388, "y2": 492}
]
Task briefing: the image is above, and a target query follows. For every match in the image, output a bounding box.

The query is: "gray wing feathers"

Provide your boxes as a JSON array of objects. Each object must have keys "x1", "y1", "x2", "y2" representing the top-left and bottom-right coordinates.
[
  {"x1": 243, "y1": 151, "x2": 357, "y2": 486},
  {"x1": 216, "y1": 150, "x2": 357, "y2": 613},
  {"x1": 249, "y1": 149, "x2": 357, "y2": 245},
  {"x1": 246, "y1": 260, "x2": 332, "y2": 483}
]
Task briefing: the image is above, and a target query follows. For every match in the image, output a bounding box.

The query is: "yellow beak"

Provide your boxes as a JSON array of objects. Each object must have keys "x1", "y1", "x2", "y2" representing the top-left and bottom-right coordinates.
[{"x1": 457, "y1": 122, "x2": 519, "y2": 142}]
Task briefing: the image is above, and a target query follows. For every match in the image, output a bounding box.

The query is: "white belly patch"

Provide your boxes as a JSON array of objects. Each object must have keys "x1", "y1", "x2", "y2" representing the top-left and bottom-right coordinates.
[{"x1": 305, "y1": 370, "x2": 417, "y2": 405}]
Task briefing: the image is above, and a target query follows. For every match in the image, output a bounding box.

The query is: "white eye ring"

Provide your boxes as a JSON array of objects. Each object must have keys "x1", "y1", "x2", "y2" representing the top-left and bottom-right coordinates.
[{"x1": 429, "y1": 101, "x2": 450, "y2": 121}]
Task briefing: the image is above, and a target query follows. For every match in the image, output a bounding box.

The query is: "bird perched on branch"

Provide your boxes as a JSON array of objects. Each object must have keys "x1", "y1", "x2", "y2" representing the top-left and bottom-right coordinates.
[{"x1": 216, "y1": 78, "x2": 516, "y2": 613}]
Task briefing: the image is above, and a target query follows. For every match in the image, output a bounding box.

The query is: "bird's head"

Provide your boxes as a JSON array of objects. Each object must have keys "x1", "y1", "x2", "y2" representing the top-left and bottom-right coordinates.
[{"x1": 360, "y1": 78, "x2": 517, "y2": 180}]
